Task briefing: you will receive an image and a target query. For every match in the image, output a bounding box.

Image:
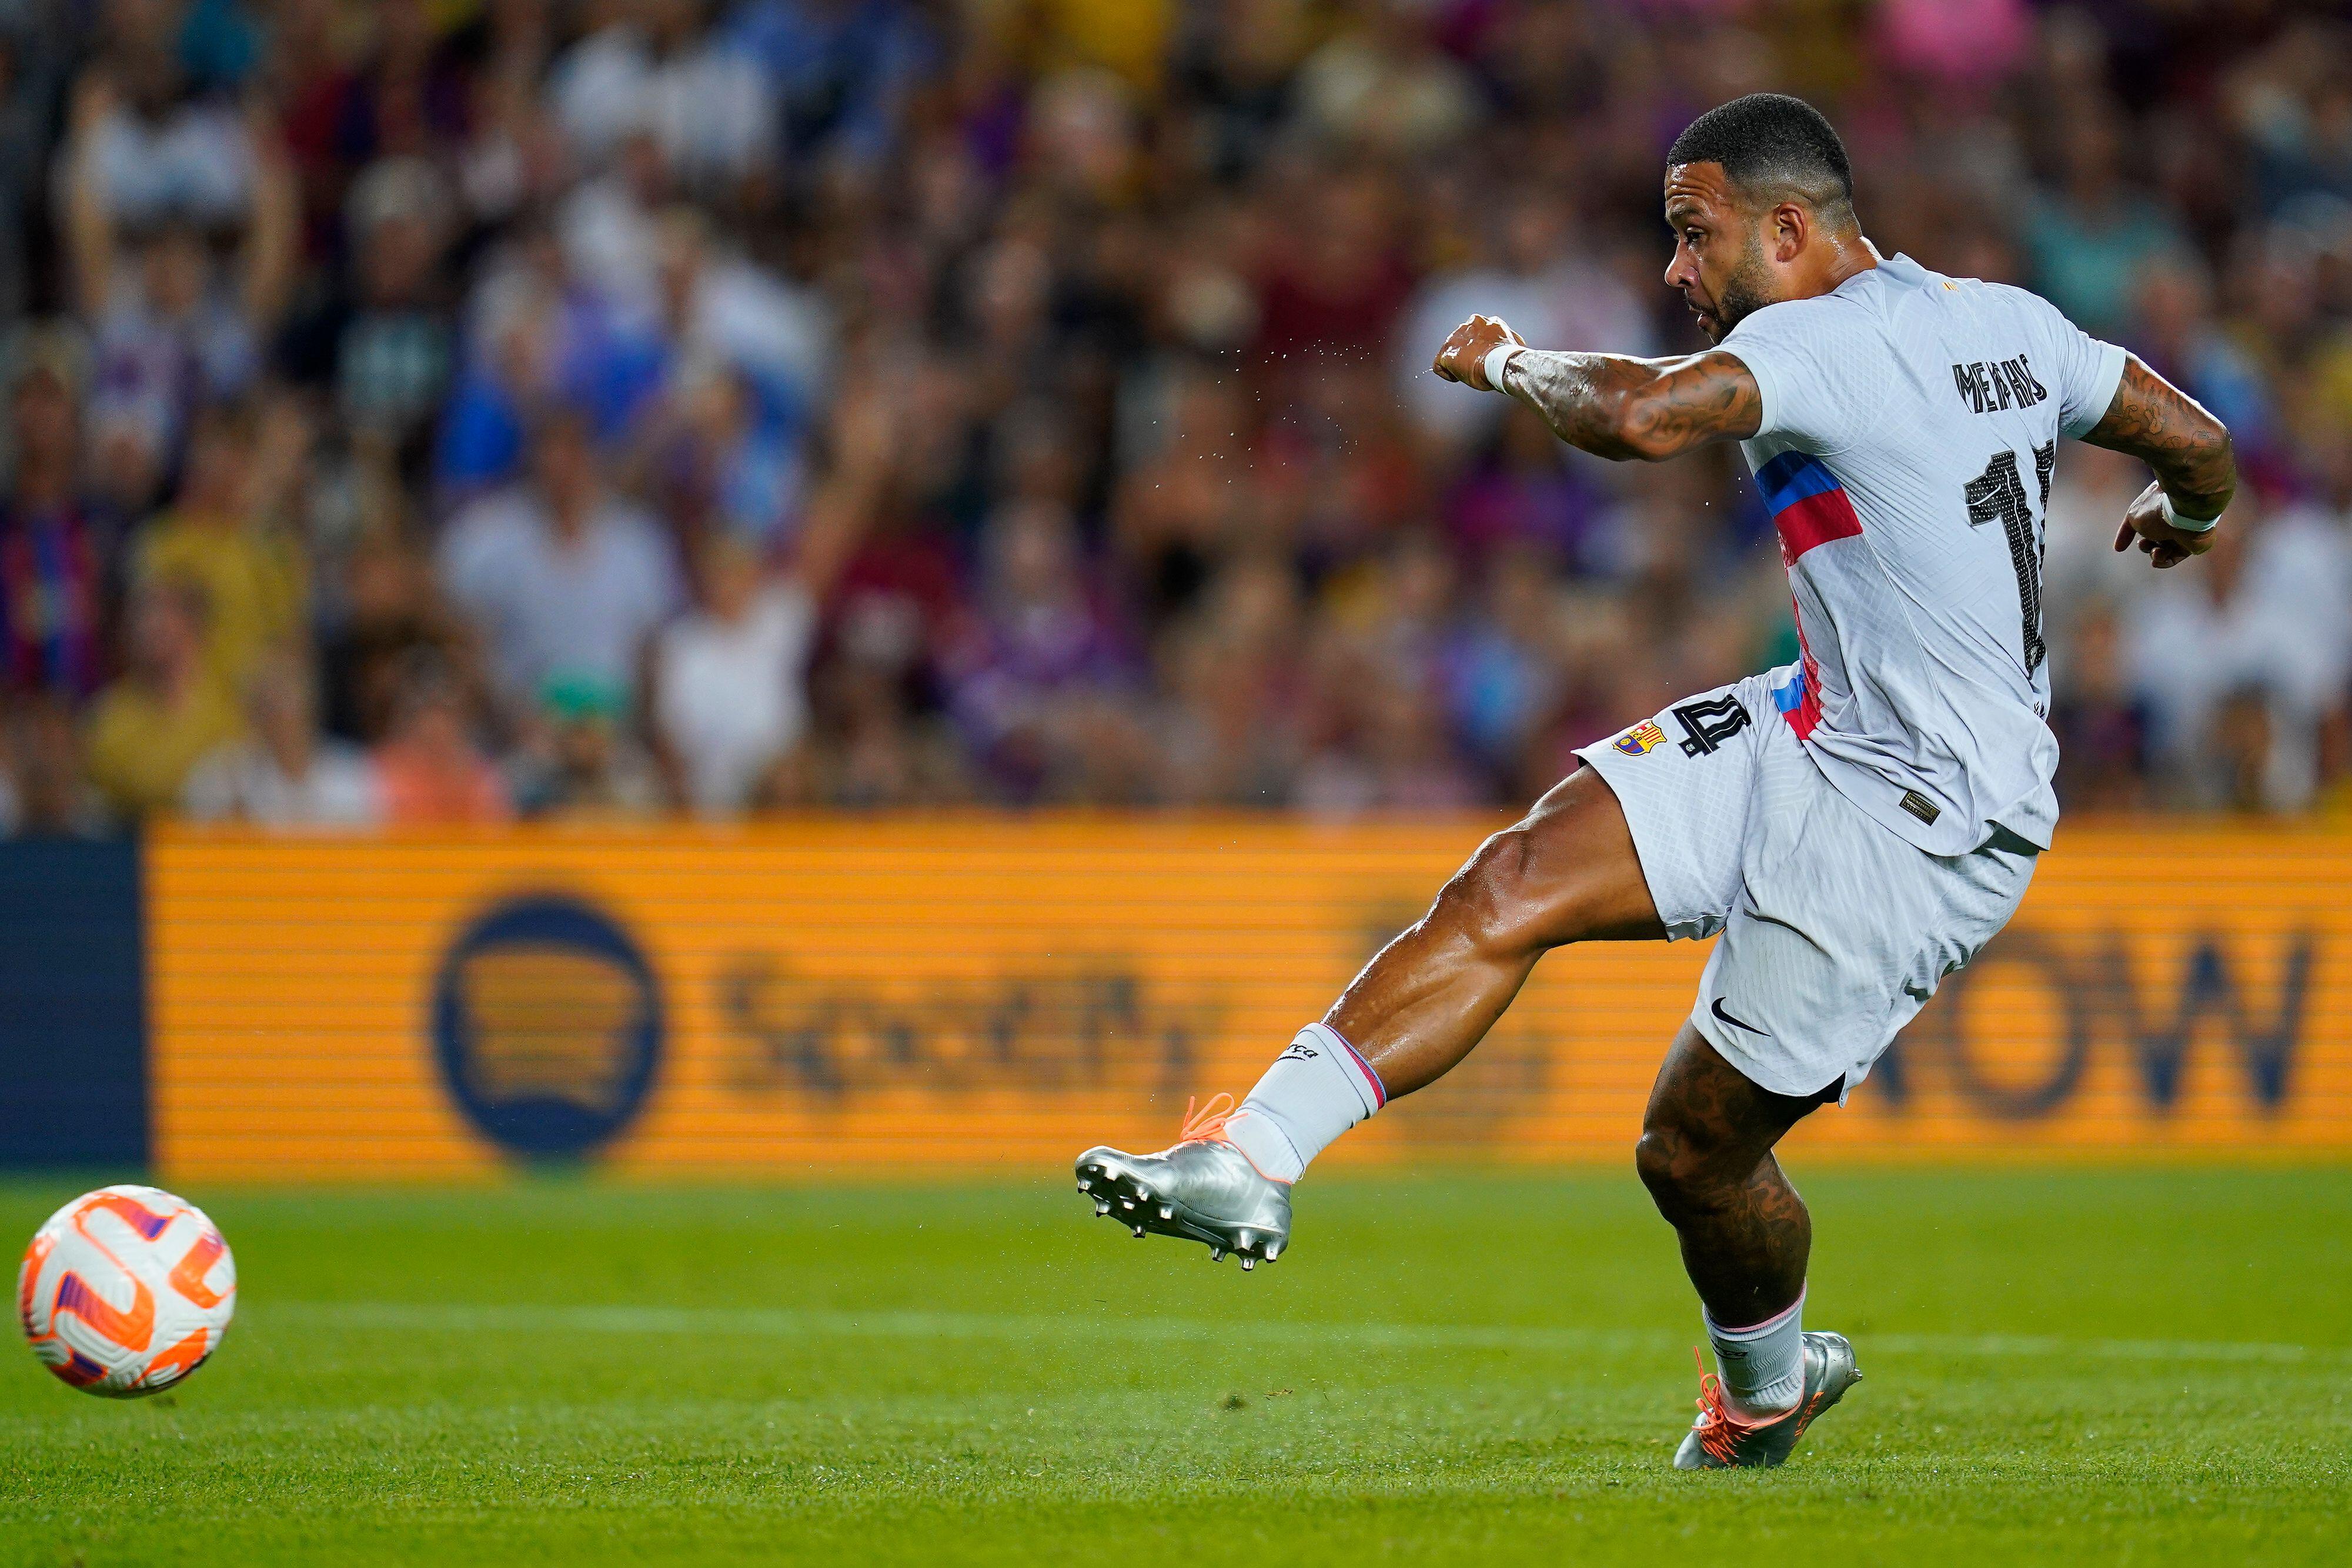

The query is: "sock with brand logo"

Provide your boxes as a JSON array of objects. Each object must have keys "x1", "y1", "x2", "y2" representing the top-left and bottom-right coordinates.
[
  {"x1": 1220, "y1": 1024, "x2": 1387, "y2": 1183},
  {"x1": 1705, "y1": 1289, "x2": 1806, "y2": 1417}
]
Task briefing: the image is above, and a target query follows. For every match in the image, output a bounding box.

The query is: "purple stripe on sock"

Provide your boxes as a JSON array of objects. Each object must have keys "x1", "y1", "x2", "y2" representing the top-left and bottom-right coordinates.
[
  {"x1": 1711, "y1": 1286, "x2": 1805, "y2": 1338},
  {"x1": 1327, "y1": 1027, "x2": 1387, "y2": 1111}
]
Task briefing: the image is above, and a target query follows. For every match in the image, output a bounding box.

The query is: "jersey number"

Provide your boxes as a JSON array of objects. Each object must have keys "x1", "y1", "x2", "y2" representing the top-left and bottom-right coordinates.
[
  {"x1": 1672, "y1": 696, "x2": 1751, "y2": 757},
  {"x1": 1963, "y1": 444, "x2": 2056, "y2": 676}
]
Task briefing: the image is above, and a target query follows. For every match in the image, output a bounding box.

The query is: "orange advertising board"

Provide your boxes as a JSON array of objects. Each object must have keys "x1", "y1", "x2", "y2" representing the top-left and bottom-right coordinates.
[{"x1": 146, "y1": 818, "x2": 2352, "y2": 1181}]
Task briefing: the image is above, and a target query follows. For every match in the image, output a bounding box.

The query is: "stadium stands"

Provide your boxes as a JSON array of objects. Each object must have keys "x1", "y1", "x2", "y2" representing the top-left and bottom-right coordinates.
[{"x1": 0, "y1": 0, "x2": 2346, "y2": 828}]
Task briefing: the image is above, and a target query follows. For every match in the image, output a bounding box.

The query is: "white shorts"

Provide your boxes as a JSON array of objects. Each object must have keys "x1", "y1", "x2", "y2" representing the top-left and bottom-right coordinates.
[{"x1": 1574, "y1": 666, "x2": 2037, "y2": 1102}]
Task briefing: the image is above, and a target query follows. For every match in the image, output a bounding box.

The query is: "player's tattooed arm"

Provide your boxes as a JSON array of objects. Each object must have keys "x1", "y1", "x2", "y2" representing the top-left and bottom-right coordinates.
[
  {"x1": 2081, "y1": 353, "x2": 2237, "y2": 570},
  {"x1": 1500, "y1": 349, "x2": 1764, "y2": 462},
  {"x1": 1432, "y1": 315, "x2": 1762, "y2": 461}
]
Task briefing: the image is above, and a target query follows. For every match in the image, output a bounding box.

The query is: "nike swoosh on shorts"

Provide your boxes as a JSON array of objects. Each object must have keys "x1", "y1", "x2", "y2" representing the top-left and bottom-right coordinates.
[{"x1": 1710, "y1": 997, "x2": 1769, "y2": 1035}]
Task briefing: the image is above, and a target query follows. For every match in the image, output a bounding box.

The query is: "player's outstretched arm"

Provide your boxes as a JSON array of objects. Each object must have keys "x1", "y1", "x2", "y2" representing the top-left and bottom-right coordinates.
[
  {"x1": 1433, "y1": 314, "x2": 1760, "y2": 462},
  {"x1": 2080, "y1": 354, "x2": 2236, "y2": 570}
]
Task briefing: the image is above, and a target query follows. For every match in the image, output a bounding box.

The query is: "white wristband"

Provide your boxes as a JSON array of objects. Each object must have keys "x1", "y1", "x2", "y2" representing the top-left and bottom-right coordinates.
[
  {"x1": 1481, "y1": 343, "x2": 1520, "y2": 393},
  {"x1": 2160, "y1": 493, "x2": 2219, "y2": 533}
]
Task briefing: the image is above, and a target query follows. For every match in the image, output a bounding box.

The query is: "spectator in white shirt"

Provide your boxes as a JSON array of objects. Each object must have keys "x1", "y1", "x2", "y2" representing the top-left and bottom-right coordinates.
[
  {"x1": 650, "y1": 375, "x2": 888, "y2": 814},
  {"x1": 437, "y1": 406, "x2": 684, "y2": 719},
  {"x1": 182, "y1": 651, "x2": 380, "y2": 825},
  {"x1": 59, "y1": 62, "x2": 297, "y2": 498},
  {"x1": 653, "y1": 533, "x2": 817, "y2": 814},
  {"x1": 1394, "y1": 193, "x2": 1655, "y2": 446},
  {"x1": 563, "y1": 195, "x2": 828, "y2": 419},
  {"x1": 2127, "y1": 497, "x2": 2343, "y2": 811},
  {"x1": 548, "y1": 0, "x2": 776, "y2": 190}
]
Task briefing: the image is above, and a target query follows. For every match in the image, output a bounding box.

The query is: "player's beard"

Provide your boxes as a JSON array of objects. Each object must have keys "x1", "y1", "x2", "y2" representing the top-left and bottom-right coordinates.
[{"x1": 1703, "y1": 230, "x2": 1776, "y2": 341}]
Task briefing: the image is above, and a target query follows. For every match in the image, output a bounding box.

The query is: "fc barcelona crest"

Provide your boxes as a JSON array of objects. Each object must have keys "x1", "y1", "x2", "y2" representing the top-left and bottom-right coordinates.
[{"x1": 1613, "y1": 721, "x2": 1668, "y2": 757}]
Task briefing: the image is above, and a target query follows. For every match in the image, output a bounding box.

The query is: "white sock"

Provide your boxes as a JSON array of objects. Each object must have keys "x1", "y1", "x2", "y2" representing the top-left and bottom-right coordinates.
[
  {"x1": 1706, "y1": 1289, "x2": 1806, "y2": 1417},
  {"x1": 1220, "y1": 1023, "x2": 1387, "y2": 1183}
]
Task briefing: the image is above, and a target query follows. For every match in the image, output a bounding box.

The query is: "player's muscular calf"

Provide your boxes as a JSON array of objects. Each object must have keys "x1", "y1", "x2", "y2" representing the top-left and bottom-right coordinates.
[
  {"x1": 1324, "y1": 767, "x2": 1820, "y2": 1325},
  {"x1": 1074, "y1": 768, "x2": 1659, "y2": 1272},
  {"x1": 1325, "y1": 767, "x2": 1662, "y2": 1097},
  {"x1": 1636, "y1": 1028, "x2": 1830, "y2": 1324}
]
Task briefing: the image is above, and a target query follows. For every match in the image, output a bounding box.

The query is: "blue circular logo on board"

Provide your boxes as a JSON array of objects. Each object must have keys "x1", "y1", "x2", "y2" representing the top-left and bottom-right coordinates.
[{"x1": 433, "y1": 894, "x2": 663, "y2": 1159}]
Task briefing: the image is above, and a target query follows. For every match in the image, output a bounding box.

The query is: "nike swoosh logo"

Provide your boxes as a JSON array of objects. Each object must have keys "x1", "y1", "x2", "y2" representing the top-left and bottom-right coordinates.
[{"x1": 1710, "y1": 997, "x2": 1769, "y2": 1035}]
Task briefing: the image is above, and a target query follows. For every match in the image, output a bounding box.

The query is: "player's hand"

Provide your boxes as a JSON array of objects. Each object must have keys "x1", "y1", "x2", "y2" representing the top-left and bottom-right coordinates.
[
  {"x1": 2113, "y1": 482, "x2": 2219, "y2": 570},
  {"x1": 1433, "y1": 315, "x2": 1526, "y2": 391}
]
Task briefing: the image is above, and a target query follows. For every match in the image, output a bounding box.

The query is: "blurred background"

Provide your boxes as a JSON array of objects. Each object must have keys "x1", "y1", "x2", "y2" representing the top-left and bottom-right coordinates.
[
  {"x1": 1, "y1": 0, "x2": 2349, "y2": 1183},
  {"x1": 6, "y1": 12, "x2": 2351, "y2": 1544},
  {"x1": 0, "y1": 0, "x2": 2346, "y2": 833}
]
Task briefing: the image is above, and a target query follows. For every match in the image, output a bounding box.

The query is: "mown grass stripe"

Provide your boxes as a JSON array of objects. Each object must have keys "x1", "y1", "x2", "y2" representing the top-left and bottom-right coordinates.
[{"x1": 270, "y1": 1300, "x2": 2345, "y2": 1366}]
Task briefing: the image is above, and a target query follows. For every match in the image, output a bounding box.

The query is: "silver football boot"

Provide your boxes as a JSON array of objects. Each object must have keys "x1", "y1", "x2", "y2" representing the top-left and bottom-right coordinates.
[
  {"x1": 1673, "y1": 1330, "x2": 1863, "y2": 1469},
  {"x1": 1074, "y1": 1095, "x2": 1291, "y2": 1269}
]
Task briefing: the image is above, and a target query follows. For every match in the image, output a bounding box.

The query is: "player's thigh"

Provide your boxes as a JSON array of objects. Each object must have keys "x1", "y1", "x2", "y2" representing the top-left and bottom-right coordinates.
[
  {"x1": 1572, "y1": 670, "x2": 1787, "y2": 942},
  {"x1": 1456, "y1": 764, "x2": 1665, "y2": 949},
  {"x1": 1637, "y1": 1022, "x2": 1833, "y2": 1193},
  {"x1": 1692, "y1": 778, "x2": 2038, "y2": 1102}
]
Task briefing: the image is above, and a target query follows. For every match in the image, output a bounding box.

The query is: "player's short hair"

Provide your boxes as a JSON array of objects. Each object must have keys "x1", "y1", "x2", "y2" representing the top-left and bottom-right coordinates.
[{"x1": 1666, "y1": 94, "x2": 1856, "y2": 223}]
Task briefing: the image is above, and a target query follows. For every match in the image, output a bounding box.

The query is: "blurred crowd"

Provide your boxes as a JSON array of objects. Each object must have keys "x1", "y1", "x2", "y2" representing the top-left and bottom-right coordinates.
[{"x1": 0, "y1": 0, "x2": 2348, "y2": 832}]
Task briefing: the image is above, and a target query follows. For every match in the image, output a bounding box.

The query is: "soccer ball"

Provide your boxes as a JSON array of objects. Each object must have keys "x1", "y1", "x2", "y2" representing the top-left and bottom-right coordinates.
[{"x1": 17, "y1": 1185, "x2": 237, "y2": 1397}]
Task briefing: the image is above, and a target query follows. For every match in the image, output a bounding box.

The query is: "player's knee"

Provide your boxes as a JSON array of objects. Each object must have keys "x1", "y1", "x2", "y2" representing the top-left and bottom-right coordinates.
[
  {"x1": 1634, "y1": 1116, "x2": 1735, "y2": 1222},
  {"x1": 1448, "y1": 825, "x2": 1541, "y2": 953},
  {"x1": 1632, "y1": 1126, "x2": 1686, "y2": 1215},
  {"x1": 1441, "y1": 819, "x2": 1577, "y2": 959}
]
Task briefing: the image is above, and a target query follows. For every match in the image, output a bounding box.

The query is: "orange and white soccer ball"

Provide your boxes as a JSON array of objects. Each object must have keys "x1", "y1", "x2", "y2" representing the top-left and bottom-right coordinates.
[{"x1": 16, "y1": 1185, "x2": 236, "y2": 1397}]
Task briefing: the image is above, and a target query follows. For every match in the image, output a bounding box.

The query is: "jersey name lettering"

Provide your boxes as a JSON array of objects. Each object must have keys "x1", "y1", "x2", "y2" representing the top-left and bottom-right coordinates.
[{"x1": 1949, "y1": 354, "x2": 2049, "y2": 414}]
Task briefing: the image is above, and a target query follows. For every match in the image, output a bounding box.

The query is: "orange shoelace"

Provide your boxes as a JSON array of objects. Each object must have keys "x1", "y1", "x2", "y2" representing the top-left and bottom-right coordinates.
[
  {"x1": 1689, "y1": 1346, "x2": 1805, "y2": 1465},
  {"x1": 1179, "y1": 1092, "x2": 1237, "y2": 1144},
  {"x1": 1691, "y1": 1346, "x2": 1748, "y2": 1465}
]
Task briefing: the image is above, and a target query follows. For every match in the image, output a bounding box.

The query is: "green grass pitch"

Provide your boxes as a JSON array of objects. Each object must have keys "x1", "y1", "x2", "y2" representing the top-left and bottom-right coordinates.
[{"x1": 2, "y1": 1169, "x2": 2347, "y2": 1565}]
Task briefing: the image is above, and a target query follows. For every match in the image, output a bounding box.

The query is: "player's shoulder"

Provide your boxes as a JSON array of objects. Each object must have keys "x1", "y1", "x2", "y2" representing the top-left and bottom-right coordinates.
[
  {"x1": 1719, "y1": 270, "x2": 1898, "y2": 409},
  {"x1": 1727, "y1": 278, "x2": 1873, "y2": 342},
  {"x1": 1724, "y1": 255, "x2": 1936, "y2": 352},
  {"x1": 1877, "y1": 257, "x2": 2069, "y2": 330}
]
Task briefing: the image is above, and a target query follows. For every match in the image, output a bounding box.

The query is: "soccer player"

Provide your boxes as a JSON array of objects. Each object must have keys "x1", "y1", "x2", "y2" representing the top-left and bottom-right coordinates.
[{"x1": 1075, "y1": 93, "x2": 2235, "y2": 1467}]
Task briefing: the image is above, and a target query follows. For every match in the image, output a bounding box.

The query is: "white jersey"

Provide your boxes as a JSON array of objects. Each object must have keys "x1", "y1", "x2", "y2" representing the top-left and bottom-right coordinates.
[{"x1": 1717, "y1": 252, "x2": 2127, "y2": 855}]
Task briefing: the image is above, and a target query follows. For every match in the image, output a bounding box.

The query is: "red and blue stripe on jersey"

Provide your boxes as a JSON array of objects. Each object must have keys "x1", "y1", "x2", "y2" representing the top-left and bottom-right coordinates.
[
  {"x1": 1754, "y1": 450, "x2": 1859, "y2": 741},
  {"x1": 1770, "y1": 663, "x2": 1820, "y2": 741},
  {"x1": 1756, "y1": 450, "x2": 1863, "y2": 565}
]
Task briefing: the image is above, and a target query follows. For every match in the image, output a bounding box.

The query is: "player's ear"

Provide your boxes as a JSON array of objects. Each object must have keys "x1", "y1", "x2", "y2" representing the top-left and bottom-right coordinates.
[{"x1": 1770, "y1": 202, "x2": 1808, "y2": 264}]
